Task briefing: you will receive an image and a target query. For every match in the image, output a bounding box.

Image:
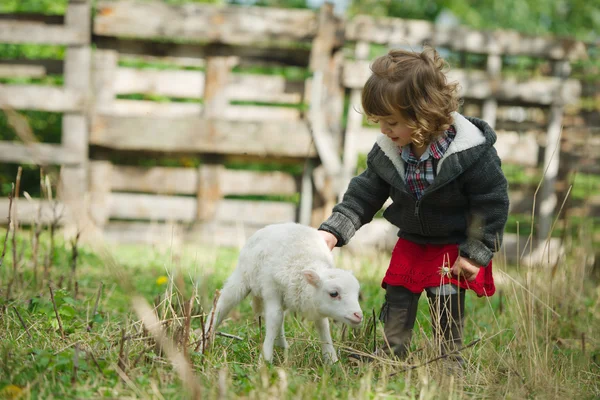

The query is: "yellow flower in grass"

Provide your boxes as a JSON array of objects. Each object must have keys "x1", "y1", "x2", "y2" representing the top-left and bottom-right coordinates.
[
  {"x1": 0, "y1": 384, "x2": 23, "y2": 399},
  {"x1": 156, "y1": 276, "x2": 169, "y2": 286}
]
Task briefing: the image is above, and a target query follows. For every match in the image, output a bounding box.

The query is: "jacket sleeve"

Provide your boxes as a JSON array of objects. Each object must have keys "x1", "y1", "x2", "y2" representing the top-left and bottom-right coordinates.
[
  {"x1": 319, "y1": 153, "x2": 390, "y2": 246},
  {"x1": 459, "y1": 146, "x2": 510, "y2": 267}
]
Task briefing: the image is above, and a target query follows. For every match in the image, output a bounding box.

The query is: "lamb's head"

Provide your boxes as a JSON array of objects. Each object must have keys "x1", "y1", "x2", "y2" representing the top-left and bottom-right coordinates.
[{"x1": 302, "y1": 269, "x2": 363, "y2": 326}]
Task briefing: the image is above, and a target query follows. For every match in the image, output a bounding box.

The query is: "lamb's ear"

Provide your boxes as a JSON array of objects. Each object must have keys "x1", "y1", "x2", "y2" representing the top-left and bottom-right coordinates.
[{"x1": 302, "y1": 269, "x2": 321, "y2": 287}]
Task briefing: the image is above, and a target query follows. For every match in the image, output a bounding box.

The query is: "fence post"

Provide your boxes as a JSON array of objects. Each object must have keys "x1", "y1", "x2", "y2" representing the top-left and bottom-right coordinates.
[
  {"x1": 60, "y1": 0, "x2": 91, "y2": 237},
  {"x1": 306, "y1": 4, "x2": 344, "y2": 227},
  {"x1": 537, "y1": 60, "x2": 571, "y2": 243},
  {"x1": 482, "y1": 51, "x2": 502, "y2": 128},
  {"x1": 88, "y1": 161, "x2": 112, "y2": 237},
  {"x1": 203, "y1": 56, "x2": 237, "y2": 118},
  {"x1": 197, "y1": 165, "x2": 221, "y2": 221},
  {"x1": 341, "y1": 41, "x2": 369, "y2": 199}
]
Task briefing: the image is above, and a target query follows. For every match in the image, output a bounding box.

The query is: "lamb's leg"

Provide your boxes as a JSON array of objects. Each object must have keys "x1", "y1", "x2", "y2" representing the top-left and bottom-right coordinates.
[
  {"x1": 262, "y1": 300, "x2": 284, "y2": 363},
  {"x1": 315, "y1": 317, "x2": 338, "y2": 364},
  {"x1": 274, "y1": 310, "x2": 288, "y2": 349}
]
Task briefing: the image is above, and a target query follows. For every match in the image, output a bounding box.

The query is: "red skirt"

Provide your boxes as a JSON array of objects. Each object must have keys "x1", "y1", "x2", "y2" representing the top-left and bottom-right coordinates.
[{"x1": 382, "y1": 238, "x2": 495, "y2": 297}]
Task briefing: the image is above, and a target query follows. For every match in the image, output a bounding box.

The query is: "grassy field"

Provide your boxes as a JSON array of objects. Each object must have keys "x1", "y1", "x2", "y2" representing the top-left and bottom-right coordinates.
[{"x1": 0, "y1": 225, "x2": 599, "y2": 399}]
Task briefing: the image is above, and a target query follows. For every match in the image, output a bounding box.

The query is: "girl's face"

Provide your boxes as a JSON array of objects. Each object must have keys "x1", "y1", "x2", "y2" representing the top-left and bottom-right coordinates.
[{"x1": 377, "y1": 116, "x2": 414, "y2": 148}]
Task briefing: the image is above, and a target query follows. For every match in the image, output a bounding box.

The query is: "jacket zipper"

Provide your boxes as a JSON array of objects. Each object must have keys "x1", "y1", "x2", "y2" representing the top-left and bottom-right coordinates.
[
  {"x1": 412, "y1": 172, "x2": 462, "y2": 235},
  {"x1": 414, "y1": 199, "x2": 426, "y2": 234}
]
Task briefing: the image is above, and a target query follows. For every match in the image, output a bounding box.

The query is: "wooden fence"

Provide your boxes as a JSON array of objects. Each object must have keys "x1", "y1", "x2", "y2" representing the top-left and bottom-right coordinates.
[{"x1": 0, "y1": 0, "x2": 596, "y2": 254}]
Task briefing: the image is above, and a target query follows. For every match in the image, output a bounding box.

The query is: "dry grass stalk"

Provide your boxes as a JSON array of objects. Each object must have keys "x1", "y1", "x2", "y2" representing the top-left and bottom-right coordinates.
[
  {"x1": 87, "y1": 350, "x2": 104, "y2": 376},
  {"x1": 48, "y1": 285, "x2": 65, "y2": 340},
  {"x1": 12, "y1": 306, "x2": 32, "y2": 340},
  {"x1": 0, "y1": 184, "x2": 14, "y2": 271},
  {"x1": 118, "y1": 324, "x2": 127, "y2": 372},
  {"x1": 72, "y1": 342, "x2": 79, "y2": 385},
  {"x1": 28, "y1": 171, "x2": 45, "y2": 287},
  {"x1": 11, "y1": 167, "x2": 22, "y2": 289},
  {"x1": 132, "y1": 296, "x2": 203, "y2": 399},
  {"x1": 183, "y1": 297, "x2": 193, "y2": 358},
  {"x1": 371, "y1": 308, "x2": 377, "y2": 353},
  {"x1": 88, "y1": 281, "x2": 103, "y2": 332},
  {"x1": 203, "y1": 289, "x2": 221, "y2": 354},
  {"x1": 69, "y1": 231, "x2": 81, "y2": 293}
]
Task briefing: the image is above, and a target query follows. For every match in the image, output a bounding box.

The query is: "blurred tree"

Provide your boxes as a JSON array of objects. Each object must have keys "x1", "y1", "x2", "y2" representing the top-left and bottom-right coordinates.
[
  {"x1": 229, "y1": 0, "x2": 309, "y2": 8},
  {"x1": 348, "y1": 0, "x2": 599, "y2": 42}
]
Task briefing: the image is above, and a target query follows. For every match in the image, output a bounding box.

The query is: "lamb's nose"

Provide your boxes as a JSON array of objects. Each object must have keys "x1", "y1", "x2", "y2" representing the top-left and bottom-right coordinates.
[{"x1": 354, "y1": 312, "x2": 363, "y2": 322}]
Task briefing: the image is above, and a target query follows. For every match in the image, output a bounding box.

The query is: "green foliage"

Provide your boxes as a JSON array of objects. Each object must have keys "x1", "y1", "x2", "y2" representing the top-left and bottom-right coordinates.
[
  {"x1": 0, "y1": 0, "x2": 67, "y2": 14},
  {"x1": 349, "y1": 0, "x2": 599, "y2": 42},
  {"x1": 0, "y1": 44, "x2": 65, "y2": 60}
]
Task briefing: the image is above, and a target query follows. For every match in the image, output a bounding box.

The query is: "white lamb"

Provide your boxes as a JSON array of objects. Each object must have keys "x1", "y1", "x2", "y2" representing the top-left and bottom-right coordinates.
[{"x1": 202, "y1": 222, "x2": 363, "y2": 363}]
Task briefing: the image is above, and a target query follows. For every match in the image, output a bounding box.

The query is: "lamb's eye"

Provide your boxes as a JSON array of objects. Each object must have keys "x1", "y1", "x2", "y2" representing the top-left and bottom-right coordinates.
[{"x1": 329, "y1": 291, "x2": 339, "y2": 298}]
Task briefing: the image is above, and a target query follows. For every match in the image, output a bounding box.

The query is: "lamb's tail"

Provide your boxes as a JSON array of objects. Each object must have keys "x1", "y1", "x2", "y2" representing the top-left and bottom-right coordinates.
[{"x1": 204, "y1": 268, "x2": 250, "y2": 337}]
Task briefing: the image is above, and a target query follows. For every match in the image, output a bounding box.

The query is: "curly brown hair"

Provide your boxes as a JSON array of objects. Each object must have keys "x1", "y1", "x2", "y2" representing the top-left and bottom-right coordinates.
[{"x1": 361, "y1": 47, "x2": 460, "y2": 147}]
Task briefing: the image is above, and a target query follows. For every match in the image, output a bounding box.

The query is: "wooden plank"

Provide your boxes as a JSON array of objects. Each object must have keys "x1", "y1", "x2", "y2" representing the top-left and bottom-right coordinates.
[
  {"x1": 0, "y1": 85, "x2": 85, "y2": 112},
  {"x1": 0, "y1": 59, "x2": 63, "y2": 75},
  {"x1": 94, "y1": 36, "x2": 311, "y2": 67},
  {"x1": 0, "y1": 21, "x2": 87, "y2": 45},
  {"x1": 102, "y1": 220, "x2": 265, "y2": 247},
  {"x1": 108, "y1": 193, "x2": 296, "y2": 225},
  {"x1": 0, "y1": 64, "x2": 46, "y2": 78},
  {"x1": 354, "y1": 128, "x2": 380, "y2": 154},
  {"x1": 495, "y1": 131, "x2": 539, "y2": 167},
  {"x1": 110, "y1": 165, "x2": 198, "y2": 195},
  {"x1": 109, "y1": 165, "x2": 297, "y2": 197},
  {"x1": 90, "y1": 115, "x2": 317, "y2": 157},
  {"x1": 227, "y1": 74, "x2": 303, "y2": 104},
  {"x1": 215, "y1": 199, "x2": 296, "y2": 225},
  {"x1": 114, "y1": 67, "x2": 205, "y2": 98},
  {"x1": 113, "y1": 68, "x2": 303, "y2": 103},
  {"x1": 0, "y1": 13, "x2": 64, "y2": 24},
  {"x1": 109, "y1": 193, "x2": 197, "y2": 222},
  {"x1": 101, "y1": 99, "x2": 203, "y2": 117},
  {"x1": 0, "y1": 198, "x2": 70, "y2": 225},
  {"x1": 0, "y1": 142, "x2": 83, "y2": 166},
  {"x1": 94, "y1": 1, "x2": 318, "y2": 44},
  {"x1": 219, "y1": 169, "x2": 297, "y2": 195},
  {"x1": 102, "y1": 221, "x2": 187, "y2": 244},
  {"x1": 188, "y1": 221, "x2": 264, "y2": 247},
  {"x1": 223, "y1": 105, "x2": 301, "y2": 121},
  {"x1": 345, "y1": 16, "x2": 587, "y2": 60},
  {"x1": 119, "y1": 54, "x2": 206, "y2": 69},
  {"x1": 343, "y1": 61, "x2": 581, "y2": 105}
]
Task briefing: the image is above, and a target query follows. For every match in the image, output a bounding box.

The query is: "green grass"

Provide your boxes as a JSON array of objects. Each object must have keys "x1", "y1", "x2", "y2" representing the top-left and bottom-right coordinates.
[{"x1": 0, "y1": 227, "x2": 598, "y2": 399}]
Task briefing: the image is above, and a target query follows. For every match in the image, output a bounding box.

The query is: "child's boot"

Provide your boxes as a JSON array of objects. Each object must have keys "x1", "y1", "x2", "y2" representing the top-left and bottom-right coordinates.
[
  {"x1": 427, "y1": 285, "x2": 466, "y2": 371},
  {"x1": 379, "y1": 285, "x2": 421, "y2": 359}
]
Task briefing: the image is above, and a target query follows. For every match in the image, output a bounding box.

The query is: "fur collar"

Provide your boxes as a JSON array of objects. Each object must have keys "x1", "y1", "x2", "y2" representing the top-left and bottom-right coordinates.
[{"x1": 375, "y1": 112, "x2": 486, "y2": 180}]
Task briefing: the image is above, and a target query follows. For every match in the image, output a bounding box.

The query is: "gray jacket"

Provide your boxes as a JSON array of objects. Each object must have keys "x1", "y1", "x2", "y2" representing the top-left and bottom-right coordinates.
[{"x1": 319, "y1": 112, "x2": 509, "y2": 267}]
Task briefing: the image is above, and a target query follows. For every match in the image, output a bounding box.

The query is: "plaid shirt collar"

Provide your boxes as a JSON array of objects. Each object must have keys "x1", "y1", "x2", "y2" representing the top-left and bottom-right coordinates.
[{"x1": 401, "y1": 125, "x2": 456, "y2": 163}]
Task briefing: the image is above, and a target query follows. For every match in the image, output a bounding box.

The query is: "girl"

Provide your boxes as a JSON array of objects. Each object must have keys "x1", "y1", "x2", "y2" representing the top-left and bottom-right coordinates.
[{"x1": 318, "y1": 47, "x2": 509, "y2": 366}]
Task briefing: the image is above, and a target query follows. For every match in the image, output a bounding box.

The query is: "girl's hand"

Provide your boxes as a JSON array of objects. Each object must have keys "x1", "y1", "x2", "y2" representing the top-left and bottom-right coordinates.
[
  {"x1": 451, "y1": 256, "x2": 480, "y2": 282},
  {"x1": 318, "y1": 230, "x2": 338, "y2": 251}
]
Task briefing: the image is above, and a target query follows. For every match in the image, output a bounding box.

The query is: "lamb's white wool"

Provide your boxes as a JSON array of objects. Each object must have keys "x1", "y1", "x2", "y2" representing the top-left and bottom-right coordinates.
[{"x1": 203, "y1": 222, "x2": 363, "y2": 364}]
